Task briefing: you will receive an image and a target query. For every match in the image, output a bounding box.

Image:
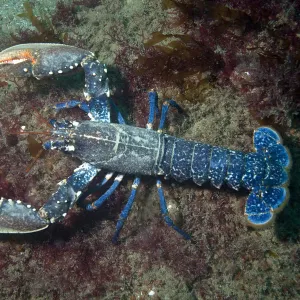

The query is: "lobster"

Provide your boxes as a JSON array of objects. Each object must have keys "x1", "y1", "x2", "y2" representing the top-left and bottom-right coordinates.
[{"x1": 0, "y1": 43, "x2": 291, "y2": 242}]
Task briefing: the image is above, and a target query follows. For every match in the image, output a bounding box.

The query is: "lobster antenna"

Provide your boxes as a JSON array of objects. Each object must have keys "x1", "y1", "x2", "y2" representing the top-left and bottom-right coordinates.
[
  {"x1": 25, "y1": 148, "x2": 44, "y2": 173},
  {"x1": 31, "y1": 106, "x2": 52, "y2": 129},
  {"x1": 10, "y1": 130, "x2": 52, "y2": 135}
]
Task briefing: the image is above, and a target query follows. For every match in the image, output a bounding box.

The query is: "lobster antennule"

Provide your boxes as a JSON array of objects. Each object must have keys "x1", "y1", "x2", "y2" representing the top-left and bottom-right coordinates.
[{"x1": 0, "y1": 197, "x2": 49, "y2": 233}]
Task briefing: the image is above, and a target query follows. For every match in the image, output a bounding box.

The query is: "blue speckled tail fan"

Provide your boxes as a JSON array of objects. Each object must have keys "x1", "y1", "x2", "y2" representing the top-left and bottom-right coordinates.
[{"x1": 245, "y1": 127, "x2": 291, "y2": 227}]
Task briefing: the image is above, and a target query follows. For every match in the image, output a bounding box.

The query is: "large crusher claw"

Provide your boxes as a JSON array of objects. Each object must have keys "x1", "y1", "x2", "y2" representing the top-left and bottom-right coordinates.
[
  {"x1": 0, "y1": 163, "x2": 99, "y2": 234},
  {"x1": 0, "y1": 43, "x2": 93, "y2": 79}
]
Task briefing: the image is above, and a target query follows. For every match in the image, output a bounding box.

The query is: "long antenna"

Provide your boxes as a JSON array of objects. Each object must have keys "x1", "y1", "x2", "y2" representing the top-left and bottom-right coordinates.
[
  {"x1": 11, "y1": 130, "x2": 52, "y2": 135},
  {"x1": 31, "y1": 106, "x2": 52, "y2": 129},
  {"x1": 25, "y1": 148, "x2": 44, "y2": 173}
]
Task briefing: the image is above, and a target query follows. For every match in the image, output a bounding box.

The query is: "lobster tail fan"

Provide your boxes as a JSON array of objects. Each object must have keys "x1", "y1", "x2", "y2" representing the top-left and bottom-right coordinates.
[
  {"x1": 245, "y1": 127, "x2": 291, "y2": 227},
  {"x1": 253, "y1": 127, "x2": 291, "y2": 169},
  {"x1": 245, "y1": 186, "x2": 289, "y2": 227}
]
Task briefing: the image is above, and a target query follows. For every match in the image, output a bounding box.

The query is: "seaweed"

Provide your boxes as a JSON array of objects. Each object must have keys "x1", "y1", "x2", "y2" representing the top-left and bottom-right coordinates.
[{"x1": 11, "y1": 1, "x2": 68, "y2": 43}]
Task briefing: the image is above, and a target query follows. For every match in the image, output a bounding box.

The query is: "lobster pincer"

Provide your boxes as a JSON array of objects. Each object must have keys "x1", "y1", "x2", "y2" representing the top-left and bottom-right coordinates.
[
  {"x1": 0, "y1": 43, "x2": 92, "y2": 79},
  {"x1": 0, "y1": 163, "x2": 99, "y2": 233},
  {"x1": 0, "y1": 43, "x2": 110, "y2": 120}
]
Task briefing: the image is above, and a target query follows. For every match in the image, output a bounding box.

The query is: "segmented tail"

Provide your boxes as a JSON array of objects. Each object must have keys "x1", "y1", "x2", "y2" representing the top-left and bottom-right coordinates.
[{"x1": 245, "y1": 127, "x2": 291, "y2": 227}]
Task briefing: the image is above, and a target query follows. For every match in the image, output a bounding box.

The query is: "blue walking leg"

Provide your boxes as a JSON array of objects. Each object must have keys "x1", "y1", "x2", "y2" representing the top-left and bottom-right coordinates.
[
  {"x1": 156, "y1": 179, "x2": 190, "y2": 240},
  {"x1": 49, "y1": 118, "x2": 74, "y2": 129},
  {"x1": 145, "y1": 92, "x2": 189, "y2": 239},
  {"x1": 146, "y1": 90, "x2": 160, "y2": 129},
  {"x1": 109, "y1": 99, "x2": 126, "y2": 124},
  {"x1": 76, "y1": 172, "x2": 115, "y2": 206},
  {"x1": 54, "y1": 100, "x2": 90, "y2": 113},
  {"x1": 145, "y1": 92, "x2": 189, "y2": 240},
  {"x1": 112, "y1": 177, "x2": 141, "y2": 243},
  {"x1": 100, "y1": 172, "x2": 114, "y2": 186},
  {"x1": 112, "y1": 92, "x2": 160, "y2": 241},
  {"x1": 158, "y1": 99, "x2": 184, "y2": 132},
  {"x1": 86, "y1": 174, "x2": 124, "y2": 211}
]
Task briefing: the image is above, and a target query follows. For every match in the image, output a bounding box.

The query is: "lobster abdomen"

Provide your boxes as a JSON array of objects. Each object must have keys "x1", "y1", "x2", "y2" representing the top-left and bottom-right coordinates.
[
  {"x1": 159, "y1": 128, "x2": 290, "y2": 193},
  {"x1": 159, "y1": 135, "x2": 247, "y2": 189}
]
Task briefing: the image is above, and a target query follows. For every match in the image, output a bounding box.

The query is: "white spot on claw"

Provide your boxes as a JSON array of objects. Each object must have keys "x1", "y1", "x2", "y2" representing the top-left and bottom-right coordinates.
[
  {"x1": 72, "y1": 121, "x2": 79, "y2": 127},
  {"x1": 70, "y1": 65, "x2": 74, "y2": 69},
  {"x1": 23, "y1": 68, "x2": 28, "y2": 72},
  {"x1": 66, "y1": 145, "x2": 75, "y2": 151},
  {"x1": 58, "y1": 70, "x2": 63, "y2": 74},
  {"x1": 58, "y1": 179, "x2": 67, "y2": 186},
  {"x1": 88, "y1": 113, "x2": 95, "y2": 120},
  {"x1": 49, "y1": 71, "x2": 53, "y2": 75},
  {"x1": 62, "y1": 213, "x2": 67, "y2": 217}
]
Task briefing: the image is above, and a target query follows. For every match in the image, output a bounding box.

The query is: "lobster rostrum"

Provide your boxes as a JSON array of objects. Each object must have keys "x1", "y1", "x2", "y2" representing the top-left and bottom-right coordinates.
[{"x1": 0, "y1": 43, "x2": 291, "y2": 242}]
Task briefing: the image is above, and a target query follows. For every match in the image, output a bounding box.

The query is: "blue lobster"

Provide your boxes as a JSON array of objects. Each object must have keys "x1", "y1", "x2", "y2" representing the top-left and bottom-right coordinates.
[{"x1": 0, "y1": 43, "x2": 291, "y2": 242}]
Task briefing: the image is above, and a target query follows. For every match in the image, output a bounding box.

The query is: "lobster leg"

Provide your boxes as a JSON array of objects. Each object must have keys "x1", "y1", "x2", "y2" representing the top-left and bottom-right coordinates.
[
  {"x1": 109, "y1": 92, "x2": 161, "y2": 241},
  {"x1": 0, "y1": 163, "x2": 99, "y2": 233},
  {"x1": 52, "y1": 73, "x2": 110, "y2": 122},
  {"x1": 86, "y1": 174, "x2": 124, "y2": 211},
  {"x1": 54, "y1": 100, "x2": 90, "y2": 114},
  {"x1": 0, "y1": 43, "x2": 111, "y2": 122},
  {"x1": 39, "y1": 163, "x2": 100, "y2": 224},
  {"x1": 146, "y1": 90, "x2": 160, "y2": 129},
  {"x1": 156, "y1": 180, "x2": 191, "y2": 240},
  {"x1": 0, "y1": 43, "x2": 92, "y2": 78},
  {"x1": 146, "y1": 91, "x2": 190, "y2": 239},
  {"x1": 158, "y1": 99, "x2": 184, "y2": 132},
  {"x1": 94, "y1": 92, "x2": 160, "y2": 242},
  {"x1": 112, "y1": 177, "x2": 141, "y2": 243}
]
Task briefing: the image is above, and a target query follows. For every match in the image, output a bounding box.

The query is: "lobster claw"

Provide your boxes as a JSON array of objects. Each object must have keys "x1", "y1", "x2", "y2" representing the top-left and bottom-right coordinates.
[
  {"x1": 0, "y1": 198, "x2": 49, "y2": 233},
  {"x1": 0, "y1": 43, "x2": 93, "y2": 79}
]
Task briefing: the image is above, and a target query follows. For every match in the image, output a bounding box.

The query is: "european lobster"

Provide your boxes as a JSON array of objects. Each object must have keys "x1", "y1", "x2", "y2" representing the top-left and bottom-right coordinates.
[{"x1": 0, "y1": 44, "x2": 291, "y2": 242}]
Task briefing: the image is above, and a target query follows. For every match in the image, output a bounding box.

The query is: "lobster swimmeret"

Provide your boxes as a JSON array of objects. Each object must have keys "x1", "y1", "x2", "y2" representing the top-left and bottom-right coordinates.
[{"x1": 0, "y1": 44, "x2": 291, "y2": 242}]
